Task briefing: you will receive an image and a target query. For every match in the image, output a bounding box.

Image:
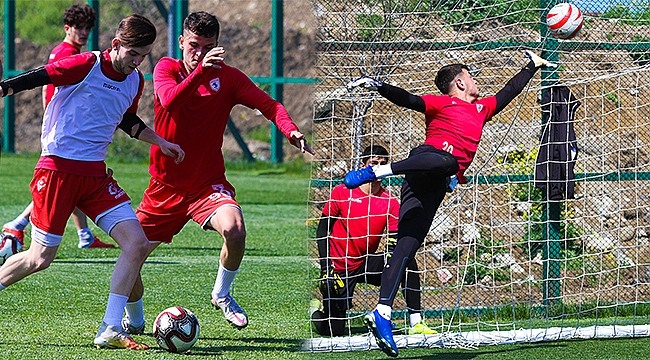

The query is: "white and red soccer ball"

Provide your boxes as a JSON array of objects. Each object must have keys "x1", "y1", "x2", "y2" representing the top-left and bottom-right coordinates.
[
  {"x1": 153, "y1": 306, "x2": 200, "y2": 353},
  {"x1": 546, "y1": 3, "x2": 584, "y2": 40}
]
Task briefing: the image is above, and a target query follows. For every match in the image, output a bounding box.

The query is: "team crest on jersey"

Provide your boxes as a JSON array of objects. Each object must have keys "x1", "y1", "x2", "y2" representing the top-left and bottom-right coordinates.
[
  {"x1": 476, "y1": 104, "x2": 484, "y2": 112},
  {"x1": 36, "y1": 177, "x2": 47, "y2": 192},
  {"x1": 209, "y1": 78, "x2": 221, "y2": 92}
]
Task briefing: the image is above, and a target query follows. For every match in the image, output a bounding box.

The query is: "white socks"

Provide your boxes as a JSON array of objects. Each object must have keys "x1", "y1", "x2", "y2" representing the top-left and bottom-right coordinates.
[
  {"x1": 77, "y1": 228, "x2": 94, "y2": 247},
  {"x1": 376, "y1": 304, "x2": 392, "y2": 320},
  {"x1": 5, "y1": 216, "x2": 29, "y2": 231},
  {"x1": 373, "y1": 164, "x2": 393, "y2": 178},
  {"x1": 409, "y1": 312, "x2": 422, "y2": 327},
  {"x1": 103, "y1": 293, "x2": 128, "y2": 328},
  {"x1": 124, "y1": 298, "x2": 145, "y2": 327},
  {"x1": 212, "y1": 263, "x2": 238, "y2": 300}
]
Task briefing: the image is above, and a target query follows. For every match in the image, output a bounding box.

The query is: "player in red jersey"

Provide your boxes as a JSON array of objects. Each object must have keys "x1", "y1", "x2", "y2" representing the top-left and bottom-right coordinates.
[
  {"x1": 0, "y1": 14, "x2": 185, "y2": 350},
  {"x1": 120, "y1": 11, "x2": 313, "y2": 334},
  {"x1": 311, "y1": 145, "x2": 436, "y2": 337},
  {"x1": 345, "y1": 51, "x2": 556, "y2": 357},
  {"x1": 2, "y1": 4, "x2": 115, "y2": 249}
]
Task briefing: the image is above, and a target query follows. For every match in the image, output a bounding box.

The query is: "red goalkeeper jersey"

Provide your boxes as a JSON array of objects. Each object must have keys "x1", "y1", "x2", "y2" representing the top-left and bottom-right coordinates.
[
  {"x1": 322, "y1": 184, "x2": 400, "y2": 272},
  {"x1": 422, "y1": 94, "x2": 497, "y2": 183},
  {"x1": 150, "y1": 58, "x2": 299, "y2": 192}
]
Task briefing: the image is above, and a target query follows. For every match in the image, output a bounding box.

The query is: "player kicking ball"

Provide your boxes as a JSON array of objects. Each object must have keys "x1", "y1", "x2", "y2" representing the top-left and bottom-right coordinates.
[
  {"x1": 120, "y1": 11, "x2": 313, "y2": 335},
  {"x1": 0, "y1": 14, "x2": 184, "y2": 350},
  {"x1": 345, "y1": 51, "x2": 556, "y2": 357}
]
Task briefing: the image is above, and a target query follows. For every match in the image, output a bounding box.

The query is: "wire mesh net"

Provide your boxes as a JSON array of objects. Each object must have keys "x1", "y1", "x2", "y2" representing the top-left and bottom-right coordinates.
[{"x1": 308, "y1": 0, "x2": 650, "y2": 352}]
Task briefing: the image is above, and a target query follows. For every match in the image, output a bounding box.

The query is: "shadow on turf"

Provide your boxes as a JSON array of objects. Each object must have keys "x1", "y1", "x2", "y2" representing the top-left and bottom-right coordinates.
[
  {"x1": 369, "y1": 343, "x2": 568, "y2": 360},
  {"x1": 53, "y1": 259, "x2": 183, "y2": 265},
  {"x1": 181, "y1": 337, "x2": 302, "y2": 355}
]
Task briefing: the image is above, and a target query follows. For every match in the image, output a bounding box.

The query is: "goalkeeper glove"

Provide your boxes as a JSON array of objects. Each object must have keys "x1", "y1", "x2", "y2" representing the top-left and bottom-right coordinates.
[
  {"x1": 319, "y1": 267, "x2": 345, "y2": 296},
  {"x1": 346, "y1": 75, "x2": 383, "y2": 91},
  {"x1": 523, "y1": 50, "x2": 557, "y2": 68}
]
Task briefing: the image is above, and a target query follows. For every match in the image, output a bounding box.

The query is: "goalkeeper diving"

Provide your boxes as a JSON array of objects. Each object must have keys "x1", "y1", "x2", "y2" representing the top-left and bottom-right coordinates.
[{"x1": 344, "y1": 51, "x2": 555, "y2": 357}]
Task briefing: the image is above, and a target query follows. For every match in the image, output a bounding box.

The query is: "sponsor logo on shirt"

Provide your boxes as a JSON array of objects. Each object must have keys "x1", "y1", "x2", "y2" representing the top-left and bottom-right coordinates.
[
  {"x1": 102, "y1": 83, "x2": 121, "y2": 92},
  {"x1": 349, "y1": 197, "x2": 362, "y2": 203},
  {"x1": 107, "y1": 183, "x2": 126, "y2": 199},
  {"x1": 476, "y1": 104, "x2": 484, "y2": 112},
  {"x1": 209, "y1": 78, "x2": 221, "y2": 92},
  {"x1": 36, "y1": 177, "x2": 47, "y2": 192}
]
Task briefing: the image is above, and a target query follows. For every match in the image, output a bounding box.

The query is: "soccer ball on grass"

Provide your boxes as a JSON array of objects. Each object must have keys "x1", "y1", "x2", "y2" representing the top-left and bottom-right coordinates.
[
  {"x1": 153, "y1": 306, "x2": 200, "y2": 353},
  {"x1": 0, "y1": 233, "x2": 23, "y2": 266}
]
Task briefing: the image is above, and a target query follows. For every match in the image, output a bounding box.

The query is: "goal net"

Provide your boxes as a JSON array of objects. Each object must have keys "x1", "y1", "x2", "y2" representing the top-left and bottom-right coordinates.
[{"x1": 306, "y1": 0, "x2": 650, "y2": 352}]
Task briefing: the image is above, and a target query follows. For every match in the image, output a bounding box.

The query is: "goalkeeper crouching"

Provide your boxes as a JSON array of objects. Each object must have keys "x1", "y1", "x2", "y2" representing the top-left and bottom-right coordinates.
[{"x1": 311, "y1": 145, "x2": 435, "y2": 337}]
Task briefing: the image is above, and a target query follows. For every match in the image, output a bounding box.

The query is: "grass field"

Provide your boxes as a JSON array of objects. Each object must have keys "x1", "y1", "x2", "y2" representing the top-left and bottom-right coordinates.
[{"x1": 1, "y1": 153, "x2": 650, "y2": 359}]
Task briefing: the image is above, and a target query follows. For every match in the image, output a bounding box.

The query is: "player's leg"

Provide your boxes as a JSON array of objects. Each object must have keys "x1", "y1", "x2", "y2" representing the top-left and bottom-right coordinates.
[
  {"x1": 72, "y1": 207, "x2": 114, "y2": 249},
  {"x1": 207, "y1": 205, "x2": 248, "y2": 329},
  {"x1": 85, "y1": 176, "x2": 150, "y2": 350},
  {"x1": 121, "y1": 241, "x2": 160, "y2": 335},
  {"x1": 0, "y1": 168, "x2": 76, "y2": 289},
  {"x1": 122, "y1": 179, "x2": 186, "y2": 335},
  {"x1": 93, "y1": 214, "x2": 150, "y2": 350},
  {"x1": 402, "y1": 258, "x2": 436, "y2": 335},
  {"x1": 312, "y1": 271, "x2": 351, "y2": 336},
  {"x1": 0, "y1": 241, "x2": 58, "y2": 289},
  {"x1": 367, "y1": 174, "x2": 448, "y2": 356},
  {"x1": 344, "y1": 144, "x2": 458, "y2": 188},
  {"x1": 2, "y1": 201, "x2": 34, "y2": 244}
]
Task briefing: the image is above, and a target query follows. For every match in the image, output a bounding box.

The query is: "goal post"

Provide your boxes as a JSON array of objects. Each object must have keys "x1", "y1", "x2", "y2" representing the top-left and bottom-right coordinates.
[{"x1": 307, "y1": 0, "x2": 650, "y2": 352}]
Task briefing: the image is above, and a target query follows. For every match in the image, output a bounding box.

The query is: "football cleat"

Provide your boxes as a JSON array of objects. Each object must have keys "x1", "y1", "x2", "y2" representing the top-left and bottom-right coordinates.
[
  {"x1": 408, "y1": 320, "x2": 438, "y2": 335},
  {"x1": 343, "y1": 166, "x2": 378, "y2": 189},
  {"x1": 82, "y1": 236, "x2": 116, "y2": 249},
  {"x1": 365, "y1": 309, "x2": 398, "y2": 357},
  {"x1": 2, "y1": 227, "x2": 24, "y2": 246},
  {"x1": 446, "y1": 175, "x2": 458, "y2": 193},
  {"x1": 121, "y1": 316, "x2": 145, "y2": 335},
  {"x1": 94, "y1": 321, "x2": 149, "y2": 350},
  {"x1": 212, "y1": 294, "x2": 249, "y2": 329}
]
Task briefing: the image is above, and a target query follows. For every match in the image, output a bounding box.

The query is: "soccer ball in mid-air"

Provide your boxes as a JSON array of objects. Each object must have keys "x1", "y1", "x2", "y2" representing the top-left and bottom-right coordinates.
[
  {"x1": 546, "y1": 3, "x2": 584, "y2": 40},
  {"x1": 0, "y1": 233, "x2": 23, "y2": 266},
  {"x1": 153, "y1": 306, "x2": 200, "y2": 353}
]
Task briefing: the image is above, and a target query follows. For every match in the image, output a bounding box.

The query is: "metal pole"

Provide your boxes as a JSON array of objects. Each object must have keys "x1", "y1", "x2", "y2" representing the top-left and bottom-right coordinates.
[
  {"x1": 270, "y1": 0, "x2": 284, "y2": 163},
  {"x1": 3, "y1": 0, "x2": 16, "y2": 153},
  {"x1": 87, "y1": 0, "x2": 99, "y2": 51},
  {"x1": 540, "y1": 0, "x2": 562, "y2": 307}
]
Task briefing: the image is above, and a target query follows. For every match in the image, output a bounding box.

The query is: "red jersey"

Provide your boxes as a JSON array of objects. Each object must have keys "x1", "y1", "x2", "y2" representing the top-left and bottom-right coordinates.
[
  {"x1": 150, "y1": 58, "x2": 299, "y2": 192},
  {"x1": 422, "y1": 95, "x2": 497, "y2": 183},
  {"x1": 322, "y1": 184, "x2": 400, "y2": 272},
  {"x1": 44, "y1": 41, "x2": 80, "y2": 105}
]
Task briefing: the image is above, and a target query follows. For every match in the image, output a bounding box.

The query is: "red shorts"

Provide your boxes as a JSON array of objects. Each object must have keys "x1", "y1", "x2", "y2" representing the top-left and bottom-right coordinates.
[
  {"x1": 136, "y1": 178, "x2": 240, "y2": 243},
  {"x1": 30, "y1": 168, "x2": 131, "y2": 236}
]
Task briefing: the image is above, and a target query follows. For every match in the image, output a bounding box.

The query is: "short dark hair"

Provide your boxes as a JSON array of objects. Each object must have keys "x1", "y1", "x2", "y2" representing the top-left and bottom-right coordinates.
[
  {"x1": 115, "y1": 14, "x2": 156, "y2": 48},
  {"x1": 361, "y1": 145, "x2": 389, "y2": 162},
  {"x1": 184, "y1": 11, "x2": 220, "y2": 40},
  {"x1": 434, "y1": 64, "x2": 470, "y2": 94},
  {"x1": 63, "y1": 4, "x2": 96, "y2": 29}
]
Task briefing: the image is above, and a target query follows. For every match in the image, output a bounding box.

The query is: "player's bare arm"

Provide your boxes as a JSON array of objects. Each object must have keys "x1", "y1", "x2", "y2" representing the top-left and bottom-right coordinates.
[
  {"x1": 118, "y1": 113, "x2": 185, "y2": 164},
  {"x1": 138, "y1": 127, "x2": 185, "y2": 164}
]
